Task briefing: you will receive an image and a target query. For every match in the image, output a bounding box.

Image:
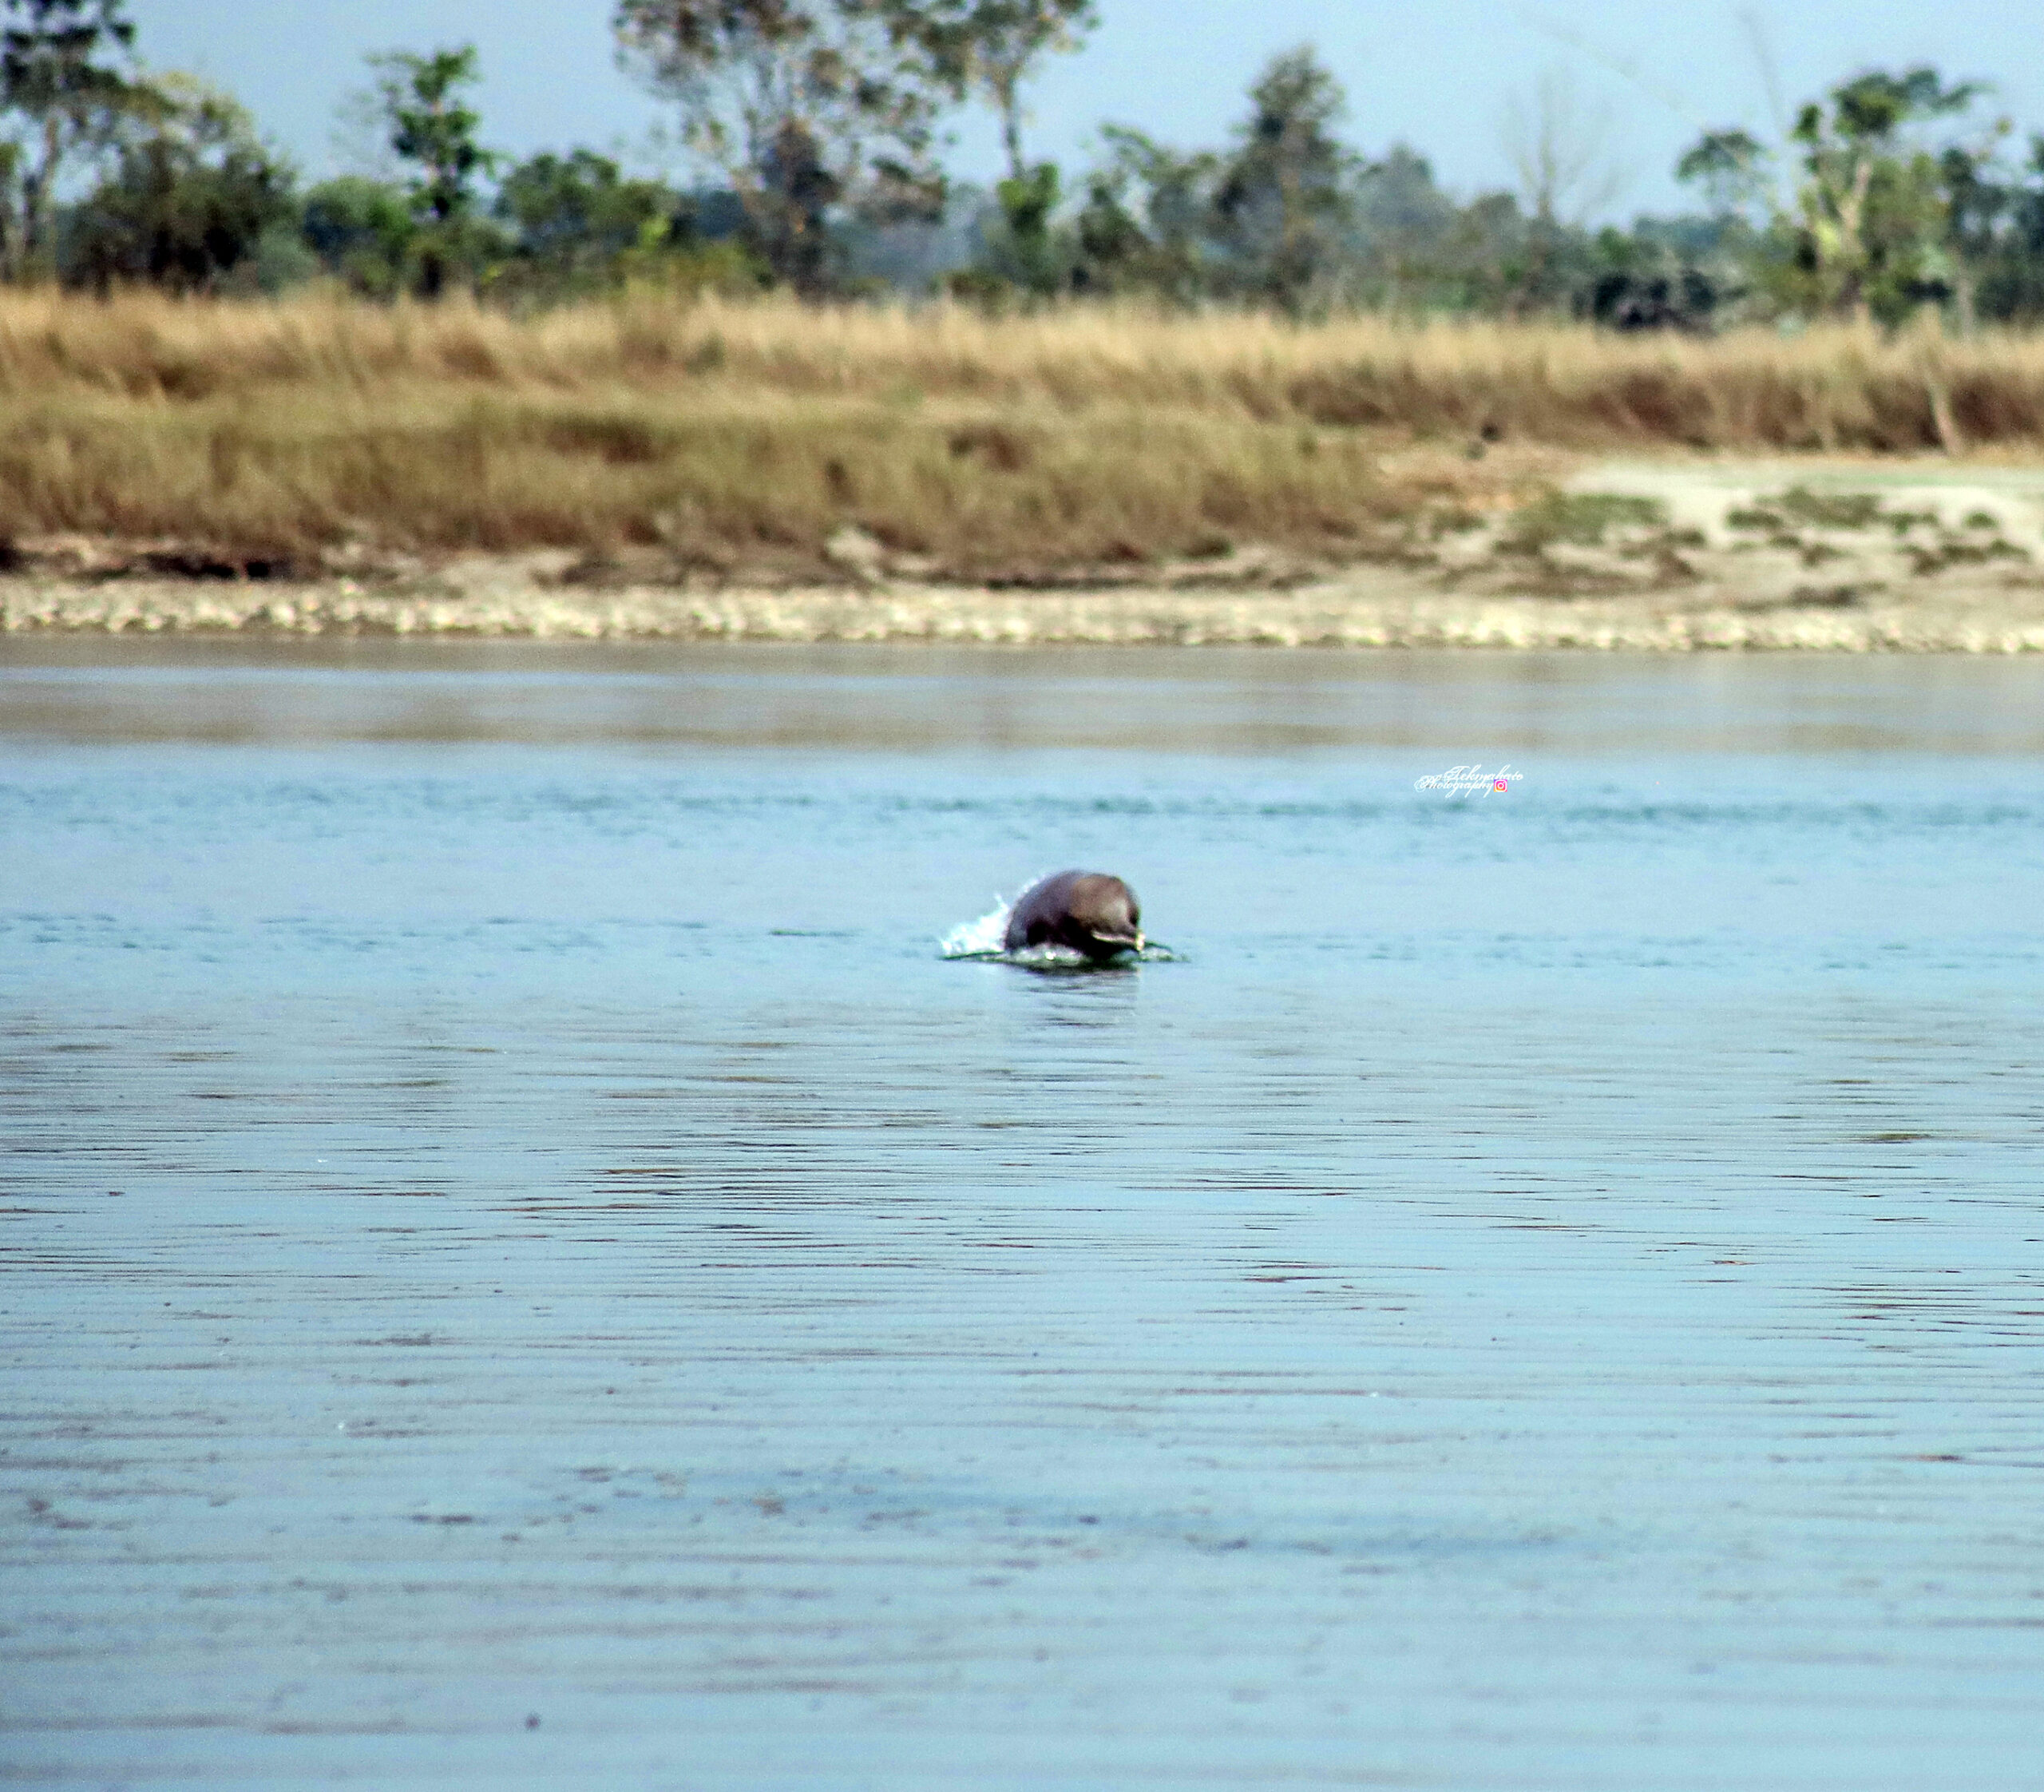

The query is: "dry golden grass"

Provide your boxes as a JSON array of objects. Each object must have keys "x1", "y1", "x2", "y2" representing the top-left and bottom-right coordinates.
[{"x1": 2, "y1": 289, "x2": 2041, "y2": 577}]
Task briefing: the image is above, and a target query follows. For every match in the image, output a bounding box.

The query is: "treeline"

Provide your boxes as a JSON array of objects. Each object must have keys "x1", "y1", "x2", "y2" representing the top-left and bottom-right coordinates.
[
  {"x1": 0, "y1": 9, "x2": 763, "y2": 305},
  {"x1": 6, "y1": 0, "x2": 2044, "y2": 327}
]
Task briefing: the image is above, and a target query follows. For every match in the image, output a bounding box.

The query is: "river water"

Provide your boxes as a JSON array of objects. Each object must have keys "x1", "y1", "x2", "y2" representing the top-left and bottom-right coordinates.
[{"x1": 3, "y1": 639, "x2": 2042, "y2": 1790}]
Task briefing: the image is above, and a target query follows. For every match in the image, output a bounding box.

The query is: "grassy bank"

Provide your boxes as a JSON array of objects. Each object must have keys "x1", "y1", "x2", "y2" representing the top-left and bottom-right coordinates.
[{"x1": 2, "y1": 291, "x2": 2042, "y2": 581}]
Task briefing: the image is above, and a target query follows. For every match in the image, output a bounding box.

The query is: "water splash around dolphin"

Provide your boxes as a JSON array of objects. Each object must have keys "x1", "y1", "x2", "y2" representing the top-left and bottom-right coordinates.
[{"x1": 941, "y1": 891, "x2": 1181, "y2": 967}]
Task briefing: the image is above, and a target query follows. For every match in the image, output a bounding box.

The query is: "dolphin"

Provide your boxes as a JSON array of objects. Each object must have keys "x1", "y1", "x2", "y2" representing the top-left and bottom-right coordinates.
[{"x1": 1004, "y1": 870, "x2": 1145, "y2": 963}]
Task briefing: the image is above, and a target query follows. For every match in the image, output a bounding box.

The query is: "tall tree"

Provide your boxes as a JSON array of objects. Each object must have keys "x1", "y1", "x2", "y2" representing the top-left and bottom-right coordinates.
[
  {"x1": 366, "y1": 44, "x2": 498, "y2": 295},
  {"x1": 1211, "y1": 46, "x2": 1360, "y2": 313},
  {"x1": 1976, "y1": 137, "x2": 2044, "y2": 323},
  {"x1": 613, "y1": 0, "x2": 942, "y2": 294},
  {"x1": 884, "y1": 0, "x2": 1093, "y2": 184},
  {"x1": 0, "y1": 0, "x2": 136, "y2": 277},
  {"x1": 1788, "y1": 67, "x2": 1982, "y2": 321},
  {"x1": 1070, "y1": 53, "x2": 1364, "y2": 313}
]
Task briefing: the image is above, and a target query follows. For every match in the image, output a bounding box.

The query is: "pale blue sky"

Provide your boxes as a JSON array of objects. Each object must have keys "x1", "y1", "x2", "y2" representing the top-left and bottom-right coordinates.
[{"x1": 127, "y1": 0, "x2": 2038, "y2": 218}]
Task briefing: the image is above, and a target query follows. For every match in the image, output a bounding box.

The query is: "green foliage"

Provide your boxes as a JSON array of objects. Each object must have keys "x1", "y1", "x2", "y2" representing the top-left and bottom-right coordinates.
[
  {"x1": 368, "y1": 43, "x2": 501, "y2": 295},
  {"x1": 1068, "y1": 51, "x2": 1549, "y2": 318},
  {"x1": 1789, "y1": 488, "x2": 1894, "y2": 529},
  {"x1": 1675, "y1": 129, "x2": 1768, "y2": 220},
  {"x1": 15, "y1": 3, "x2": 2044, "y2": 331},
  {"x1": 1814, "y1": 69, "x2": 1983, "y2": 145},
  {"x1": 490, "y1": 149, "x2": 769, "y2": 299},
  {"x1": 1972, "y1": 139, "x2": 2044, "y2": 321},
  {"x1": 1072, "y1": 125, "x2": 1220, "y2": 302},
  {"x1": 65, "y1": 73, "x2": 296, "y2": 293},
  {"x1": 1344, "y1": 151, "x2": 1513, "y2": 314},
  {"x1": 1728, "y1": 487, "x2": 1887, "y2": 532},
  {"x1": 1070, "y1": 49, "x2": 1365, "y2": 310},
  {"x1": 300, "y1": 175, "x2": 415, "y2": 298},
  {"x1": 1785, "y1": 66, "x2": 1987, "y2": 323},
  {"x1": 373, "y1": 44, "x2": 493, "y2": 223},
  {"x1": 497, "y1": 149, "x2": 670, "y2": 266},
  {"x1": 1678, "y1": 64, "x2": 2023, "y2": 327},
  {"x1": 965, "y1": 160, "x2": 1061, "y2": 295}
]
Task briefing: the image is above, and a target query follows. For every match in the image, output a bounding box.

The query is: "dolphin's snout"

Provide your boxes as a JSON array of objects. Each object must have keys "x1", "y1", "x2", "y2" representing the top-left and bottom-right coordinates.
[{"x1": 1004, "y1": 870, "x2": 1147, "y2": 963}]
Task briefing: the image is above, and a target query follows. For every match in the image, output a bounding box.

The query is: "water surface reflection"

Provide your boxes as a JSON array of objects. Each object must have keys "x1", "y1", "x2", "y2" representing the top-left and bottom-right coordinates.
[{"x1": 2, "y1": 641, "x2": 2041, "y2": 1788}]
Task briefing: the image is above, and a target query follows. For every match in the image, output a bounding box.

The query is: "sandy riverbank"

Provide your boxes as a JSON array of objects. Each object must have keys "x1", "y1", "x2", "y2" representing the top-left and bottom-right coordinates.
[{"x1": 9, "y1": 460, "x2": 2044, "y2": 652}]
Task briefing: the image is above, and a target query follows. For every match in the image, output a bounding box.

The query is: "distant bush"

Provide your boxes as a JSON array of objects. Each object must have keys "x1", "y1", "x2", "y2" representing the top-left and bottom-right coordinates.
[
  {"x1": 300, "y1": 177, "x2": 416, "y2": 299},
  {"x1": 487, "y1": 152, "x2": 768, "y2": 303}
]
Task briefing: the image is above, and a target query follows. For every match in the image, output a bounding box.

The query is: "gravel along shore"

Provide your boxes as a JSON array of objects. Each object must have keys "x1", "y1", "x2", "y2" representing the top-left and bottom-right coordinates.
[{"x1": 9, "y1": 570, "x2": 2044, "y2": 651}]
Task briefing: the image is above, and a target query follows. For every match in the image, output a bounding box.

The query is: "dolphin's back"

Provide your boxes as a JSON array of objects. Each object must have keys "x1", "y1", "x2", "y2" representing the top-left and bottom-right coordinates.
[{"x1": 1004, "y1": 870, "x2": 1141, "y2": 957}]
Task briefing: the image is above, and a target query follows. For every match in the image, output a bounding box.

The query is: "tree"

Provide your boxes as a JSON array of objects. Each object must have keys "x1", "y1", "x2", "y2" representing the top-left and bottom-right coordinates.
[
  {"x1": 367, "y1": 43, "x2": 499, "y2": 295},
  {"x1": 1788, "y1": 68, "x2": 1983, "y2": 321},
  {"x1": 1499, "y1": 68, "x2": 1623, "y2": 315},
  {"x1": 0, "y1": 0, "x2": 136, "y2": 278},
  {"x1": 1681, "y1": 66, "x2": 1991, "y2": 325},
  {"x1": 497, "y1": 149, "x2": 672, "y2": 268},
  {"x1": 1965, "y1": 137, "x2": 2044, "y2": 324},
  {"x1": 880, "y1": 0, "x2": 1094, "y2": 299},
  {"x1": 1211, "y1": 46, "x2": 1360, "y2": 312},
  {"x1": 1502, "y1": 68, "x2": 1621, "y2": 228},
  {"x1": 883, "y1": 0, "x2": 1092, "y2": 184},
  {"x1": 1350, "y1": 145, "x2": 1491, "y2": 313},
  {"x1": 490, "y1": 149, "x2": 764, "y2": 298},
  {"x1": 1931, "y1": 129, "x2": 2018, "y2": 331},
  {"x1": 66, "y1": 73, "x2": 296, "y2": 293},
  {"x1": 1071, "y1": 125, "x2": 1220, "y2": 302},
  {"x1": 1070, "y1": 50, "x2": 1365, "y2": 311},
  {"x1": 300, "y1": 173, "x2": 415, "y2": 298},
  {"x1": 1674, "y1": 128, "x2": 1769, "y2": 223},
  {"x1": 613, "y1": 0, "x2": 943, "y2": 294},
  {"x1": 988, "y1": 157, "x2": 1060, "y2": 291}
]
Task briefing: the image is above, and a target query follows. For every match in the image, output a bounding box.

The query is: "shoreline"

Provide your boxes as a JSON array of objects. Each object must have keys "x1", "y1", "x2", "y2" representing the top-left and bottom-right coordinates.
[{"x1": 8, "y1": 571, "x2": 2044, "y2": 653}]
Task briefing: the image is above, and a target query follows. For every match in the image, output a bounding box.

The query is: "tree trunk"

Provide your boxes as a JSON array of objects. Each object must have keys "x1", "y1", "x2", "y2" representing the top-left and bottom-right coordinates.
[
  {"x1": 998, "y1": 74, "x2": 1025, "y2": 186},
  {"x1": 0, "y1": 144, "x2": 19, "y2": 281},
  {"x1": 1834, "y1": 155, "x2": 1873, "y2": 322},
  {"x1": 18, "y1": 115, "x2": 65, "y2": 277},
  {"x1": 1951, "y1": 266, "x2": 1977, "y2": 338}
]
